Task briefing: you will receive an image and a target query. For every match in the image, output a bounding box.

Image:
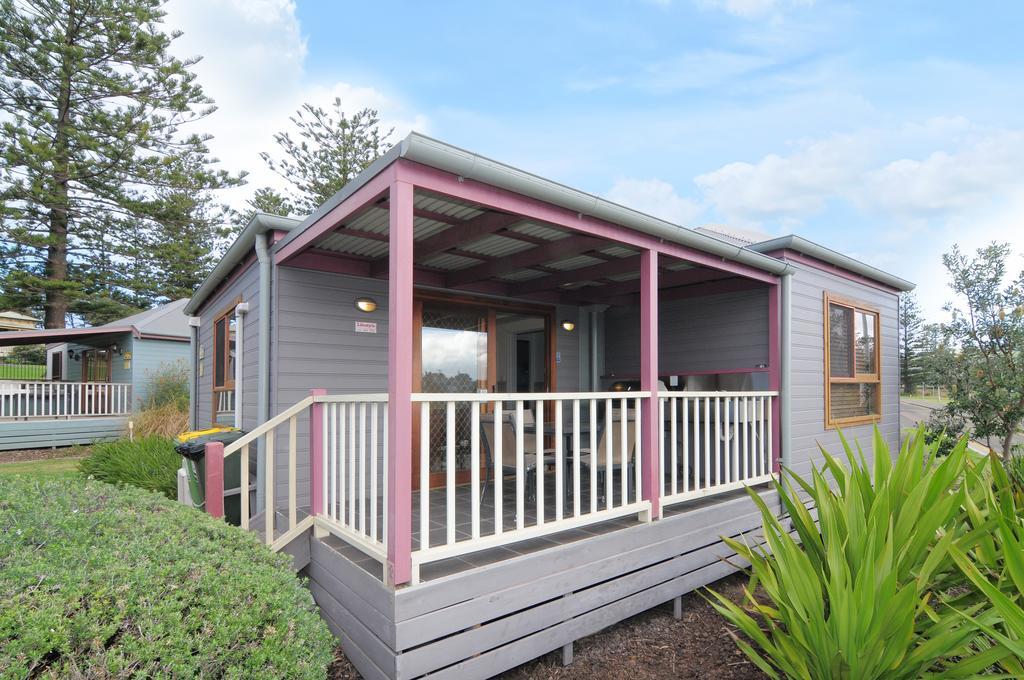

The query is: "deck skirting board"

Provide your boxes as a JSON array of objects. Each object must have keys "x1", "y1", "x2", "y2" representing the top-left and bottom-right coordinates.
[
  {"x1": 0, "y1": 417, "x2": 126, "y2": 450},
  {"x1": 310, "y1": 581, "x2": 393, "y2": 680}
]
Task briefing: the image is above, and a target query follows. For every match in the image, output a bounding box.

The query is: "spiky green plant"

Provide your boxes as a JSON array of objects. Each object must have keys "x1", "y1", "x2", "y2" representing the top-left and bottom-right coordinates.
[
  {"x1": 948, "y1": 453, "x2": 1024, "y2": 676},
  {"x1": 707, "y1": 429, "x2": 990, "y2": 679}
]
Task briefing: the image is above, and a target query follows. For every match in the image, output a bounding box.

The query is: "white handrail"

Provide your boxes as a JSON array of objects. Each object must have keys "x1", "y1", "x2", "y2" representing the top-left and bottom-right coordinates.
[
  {"x1": 411, "y1": 390, "x2": 652, "y2": 403},
  {"x1": 223, "y1": 395, "x2": 314, "y2": 456}
]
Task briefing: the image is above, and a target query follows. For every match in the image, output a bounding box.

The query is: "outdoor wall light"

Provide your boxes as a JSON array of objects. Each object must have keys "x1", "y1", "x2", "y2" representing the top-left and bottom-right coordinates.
[
  {"x1": 561, "y1": 320, "x2": 576, "y2": 332},
  {"x1": 68, "y1": 349, "x2": 78, "y2": 361},
  {"x1": 354, "y1": 297, "x2": 378, "y2": 313}
]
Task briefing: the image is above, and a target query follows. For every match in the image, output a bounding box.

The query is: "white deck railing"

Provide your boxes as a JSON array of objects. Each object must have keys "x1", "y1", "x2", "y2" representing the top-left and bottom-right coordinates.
[
  {"x1": 658, "y1": 391, "x2": 776, "y2": 508},
  {"x1": 317, "y1": 394, "x2": 389, "y2": 565},
  {"x1": 409, "y1": 391, "x2": 652, "y2": 583},
  {"x1": 0, "y1": 381, "x2": 131, "y2": 419}
]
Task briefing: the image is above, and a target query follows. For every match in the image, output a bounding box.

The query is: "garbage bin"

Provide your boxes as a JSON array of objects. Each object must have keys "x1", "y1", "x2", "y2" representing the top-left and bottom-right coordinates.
[{"x1": 175, "y1": 428, "x2": 248, "y2": 525}]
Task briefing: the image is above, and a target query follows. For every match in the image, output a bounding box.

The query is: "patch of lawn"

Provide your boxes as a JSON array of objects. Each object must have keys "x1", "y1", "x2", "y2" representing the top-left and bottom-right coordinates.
[{"x1": 0, "y1": 456, "x2": 82, "y2": 478}]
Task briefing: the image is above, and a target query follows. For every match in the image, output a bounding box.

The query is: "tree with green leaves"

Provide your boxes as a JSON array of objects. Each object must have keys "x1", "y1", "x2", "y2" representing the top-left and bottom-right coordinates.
[
  {"x1": 0, "y1": 0, "x2": 242, "y2": 327},
  {"x1": 898, "y1": 292, "x2": 924, "y2": 394},
  {"x1": 260, "y1": 98, "x2": 393, "y2": 214},
  {"x1": 239, "y1": 186, "x2": 294, "y2": 225},
  {"x1": 940, "y1": 242, "x2": 1024, "y2": 460}
]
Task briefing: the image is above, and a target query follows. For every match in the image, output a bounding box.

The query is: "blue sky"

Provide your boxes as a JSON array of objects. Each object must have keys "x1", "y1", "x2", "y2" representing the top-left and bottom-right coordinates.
[{"x1": 167, "y1": 0, "x2": 1024, "y2": 319}]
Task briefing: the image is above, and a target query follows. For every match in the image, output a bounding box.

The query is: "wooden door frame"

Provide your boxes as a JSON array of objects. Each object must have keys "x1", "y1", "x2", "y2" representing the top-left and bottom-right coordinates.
[{"x1": 412, "y1": 290, "x2": 558, "y2": 490}]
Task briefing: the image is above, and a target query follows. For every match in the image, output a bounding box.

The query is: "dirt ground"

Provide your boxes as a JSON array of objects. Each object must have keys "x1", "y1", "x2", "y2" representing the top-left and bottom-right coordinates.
[
  {"x1": 0, "y1": 445, "x2": 88, "y2": 464},
  {"x1": 328, "y1": 571, "x2": 767, "y2": 680}
]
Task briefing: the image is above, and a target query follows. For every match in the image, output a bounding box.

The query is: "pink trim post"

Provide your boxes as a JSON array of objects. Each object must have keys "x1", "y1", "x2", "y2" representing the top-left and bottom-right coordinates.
[
  {"x1": 639, "y1": 249, "x2": 661, "y2": 519},
  {"x1": 386, "y1": 180, "x2": 414, "y2": 586},
  {"x1": 768, "y1": 283, "x2": 782, "y2": 473},
  {"x1": 204, "y1": 442, "x2": 225, "y2": 519},
  {"x1": 309, "y1": 388, "x2": 327, "y2": 516}
]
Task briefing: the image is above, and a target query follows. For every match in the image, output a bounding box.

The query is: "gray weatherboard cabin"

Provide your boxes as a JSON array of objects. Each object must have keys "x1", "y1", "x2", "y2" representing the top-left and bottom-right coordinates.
[
  {"x1": 0, "y1": 300, "x2": 190, "y2": 451},
  {"x1": 185, "y1": 133, "x2": 914, "y2": 679}
]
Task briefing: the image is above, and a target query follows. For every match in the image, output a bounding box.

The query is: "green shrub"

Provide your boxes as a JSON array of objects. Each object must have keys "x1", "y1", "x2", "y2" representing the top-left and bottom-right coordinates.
[
  {"x1": 707, "y1": 429, "x2": 988, "y2": 679},
  {"x1": 143, "y1": 360, "x2": 189, "y2": 410},
  {"x1": 78, "y1": 436, "x2": 181, "y2": 499},
  {"x1": 921, "y1": 406, "x2": 970, "y2": 457},
  {"x1": 0, "y1": 476, "x2": 333, "y2": 678}
]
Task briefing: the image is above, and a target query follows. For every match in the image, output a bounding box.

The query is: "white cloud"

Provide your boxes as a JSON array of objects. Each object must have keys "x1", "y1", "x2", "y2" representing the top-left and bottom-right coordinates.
[
  {"x1": 605, "y1": 178, "x2": 704, "y2": 226},
  {"x1": 695, "y1": 122, "x2": 1024, "y2": 225},
  {"x1": 698, "y1": 0, "x2": 815, "y2": 19},
  {"x1": 695, "y1": 133, "x2": 870, "y2": 223},
  {"x1": 163, "y1": 0, "x2": 427, "y2": 211}
]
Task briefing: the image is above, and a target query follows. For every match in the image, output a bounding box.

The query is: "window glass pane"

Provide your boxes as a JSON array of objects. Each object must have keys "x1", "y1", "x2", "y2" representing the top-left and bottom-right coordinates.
[
  {"x1": 227, "y1": 317, "x2": 237, "y2": 385},
  {"x1": 830, "y1": 382, "x2": 878, "y2": 421},
  {"x1": 855, "y1": 311, "x2": 876, "y2": 374},
  {"x1": 214, "y1": 317, "x2": 226, "y2": 387},
  {"x1": 828, "y1": 303, "x2": 853, "y2": 378}
]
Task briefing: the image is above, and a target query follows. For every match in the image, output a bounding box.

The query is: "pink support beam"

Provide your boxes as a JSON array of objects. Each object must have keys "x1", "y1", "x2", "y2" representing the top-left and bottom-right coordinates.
[
  {"x1": 768, "y1": 283, "x2": 782, "y2": 473},
  {"x1": 396, "y1": 160, "x2": 779, "y2": 285},
  {"x1": 639, "y1": 250, "x2": 661, "y2": 520},
  {"x1": 386, "y1": 179, "x2": 414, "y2": 586},
  {"x1": 309, "y1": 388, "x2": 327, "y2": 516},
  {"x1": 204, "y1": 442, "x2": 225, "y2": 519},
  {"x1": 275, "y1": 164, "x2": 396, "y2": 265}
]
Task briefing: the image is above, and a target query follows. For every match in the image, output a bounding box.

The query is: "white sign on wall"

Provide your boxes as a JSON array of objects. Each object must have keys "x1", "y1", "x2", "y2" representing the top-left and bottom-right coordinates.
[{"x1": 355, "y1": 320, "x2": 378, "y2": 334}]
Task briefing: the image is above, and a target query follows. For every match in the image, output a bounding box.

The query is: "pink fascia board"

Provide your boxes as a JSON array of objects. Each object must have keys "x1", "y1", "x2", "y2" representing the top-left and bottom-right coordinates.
[
  {"x1": 765, "y1": 249, "x2": 902, "y2": 295},
  {"x1": 275, "y1": 165, "x2": 397, "y2": 265},
  {"x1": 395, "y1": 160, "x2": 779, "y2": 285}
]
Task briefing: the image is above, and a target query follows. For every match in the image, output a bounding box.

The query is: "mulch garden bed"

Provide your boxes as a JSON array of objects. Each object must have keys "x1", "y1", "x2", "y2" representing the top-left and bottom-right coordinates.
[
  {"x1": 328, "y1": 571, "x2": 767, "y2": 679},
  {"x1": 0, "y1": 445, "x2": 88, "y2": 464}
]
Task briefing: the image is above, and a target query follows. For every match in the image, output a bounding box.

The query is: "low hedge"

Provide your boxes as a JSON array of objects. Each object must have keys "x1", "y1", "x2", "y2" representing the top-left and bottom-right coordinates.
[
  {"x1": 78, "y1": 436, "x2": 181, "y2": 499},
  {"x1": 0, "y1": 476, "x2": 334, "y2": 678}
]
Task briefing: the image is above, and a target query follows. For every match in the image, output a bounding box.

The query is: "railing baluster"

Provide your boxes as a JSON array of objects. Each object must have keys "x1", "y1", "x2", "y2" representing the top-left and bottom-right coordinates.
[
  {"x1": 420, "y1": 401, "x2": 430, "y2": 550},
  {"x1": 494, "y1": 401, "x2": 503, "y2": 536},
  {"x1": 338, "y1": 403, "x2": 346, "y2": 525},
  {"x1": 604, "y1": 397, "x2": 613, "y2": 512},
  {"x1": 759, "y1": 396, "x2": 766, "y2": 476},
  {"x1": 703, "y1": 396, "x2": 711, "y2": 490},
  {"x1": 742, "y1": 397, "x2": 749, "y2": 481},
  {"x1": 633, "y1": 397, "x2": 641, "y2": 505},
  {"x1": 515, "y1": 400, "x2": 524, "y2": 531},
  {"x1": 572, "y1": 399, "x2": 580, "y2": 518},
  {"x1": 371, "y1": 403, "x2": 379, "y2": 542},
  {"x1": 619, "y1": 397, "x2": 628, "y2": 505},
  {"x1": 265, "y1": 432, "x2": 275, "y2": 544},
  {"x1": 535, "y1": 399, "x2": 544, "y2": 526},
  {"x1": 714, "y1": 397, "x2": 721, "y2": 487},
  {"x1": 470, "y1": 402, "x2": 481, "y2": 540},
  {"x1": 589, "y1": 399, "x2": 597, "y2": 515},
  {"x1": 767, "y1": 396, "x2": 774, "y2": 475},
  {"x1": 241, "y1": 443, "x2": 250, "y2": 530},
  {"x1": 347, "y1": 402, "x2": 356, "y2": 527},
  {"x1": 446, "y1": 401, "x2": 456, "y2": 545},
  {"x1": 359, "y1": 402, "x2": 367, "y2": 536},
  {"x1": 288, "y1": 415, "x2": 297, "y2": 529},
  {"x1": 554, "y1": 399, "x2": 563, "y2": 522},
  {"x1": 329, "y1": 404, "x2": 337, "y2": 522},
  {"x1": 669, "y1": 396, "x2": 676, "y2": 496},
  {"x1": 682, "y1": 397, "x2": 689, "y2": 493}
]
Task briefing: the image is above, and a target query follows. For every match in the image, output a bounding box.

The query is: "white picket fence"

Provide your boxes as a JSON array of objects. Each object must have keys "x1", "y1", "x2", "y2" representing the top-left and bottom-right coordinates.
[{"x1": 0, "y1": 381, "x2": 131, "y2": 419}]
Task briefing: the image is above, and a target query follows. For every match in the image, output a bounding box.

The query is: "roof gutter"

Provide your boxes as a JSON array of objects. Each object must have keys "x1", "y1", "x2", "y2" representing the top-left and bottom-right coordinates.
[
  {"x1": 748, "y1": 235, "x2": 915, "y2": 292},
  {"x1": 396, "y1": 133, "x2": 796, "y2": 278},
  {"x1": 184, "y1": 213, "x2": 301, "y2": 316}
]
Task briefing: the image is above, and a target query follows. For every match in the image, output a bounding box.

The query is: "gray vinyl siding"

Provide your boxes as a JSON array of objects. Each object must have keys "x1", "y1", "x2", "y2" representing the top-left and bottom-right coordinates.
[
  {"x1": 603, "y1": 289, "x2": 769, "y2": 378},
  {"x1": 271, "y1": 267, "x2": 389, "y2": 509},
  {"x1": 786, "y1": 259, "x2": 900, "y2": 476},
  {"x1": 129, "y1": 338, "x2": 190, "y2": 410},
  {"x1": 554, "y1": 304, "x2": 580, "y2": 391},
  {"x1": 194, "y1": 262, "x2": 260, "y2": 431}
]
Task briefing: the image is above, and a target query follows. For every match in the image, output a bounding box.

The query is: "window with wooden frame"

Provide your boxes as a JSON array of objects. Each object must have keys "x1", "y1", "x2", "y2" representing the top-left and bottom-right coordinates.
[
  {"x1": 824, "y1": 292, "x2": 881, "y2": 427},
  {"x1": 212, "y1": 304, "x2": 238, "y2": 392}
]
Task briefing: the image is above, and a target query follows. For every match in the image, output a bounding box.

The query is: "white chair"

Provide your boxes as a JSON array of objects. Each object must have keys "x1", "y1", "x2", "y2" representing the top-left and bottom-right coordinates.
[{"x1": 481, "y1": 415, "x2": 552, "y2": 503}]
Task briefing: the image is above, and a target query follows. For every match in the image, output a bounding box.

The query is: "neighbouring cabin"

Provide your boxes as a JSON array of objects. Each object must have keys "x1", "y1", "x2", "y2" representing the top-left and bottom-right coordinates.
[
  {"x1": 0, "y1": 300, "x2": 191, "y2": 450},
  {"x1": 186, "y1": 133, "x2": 913, "y2": 680}
]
